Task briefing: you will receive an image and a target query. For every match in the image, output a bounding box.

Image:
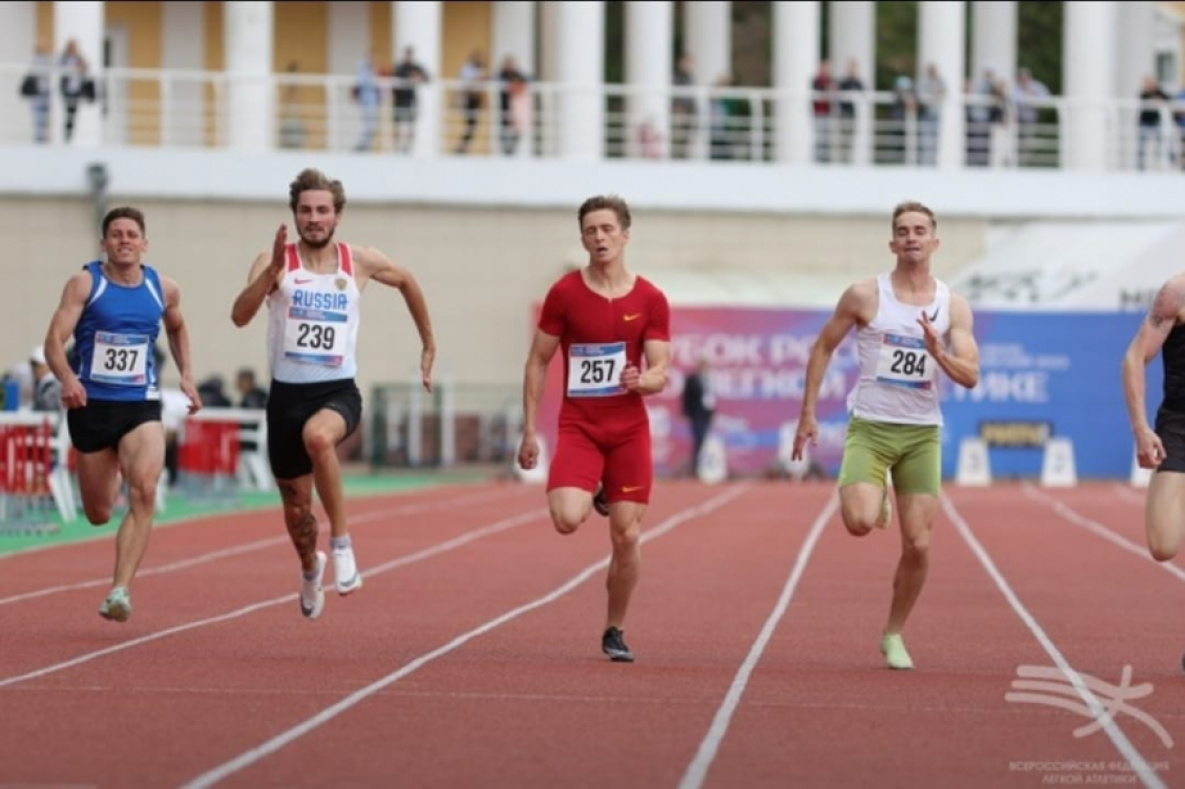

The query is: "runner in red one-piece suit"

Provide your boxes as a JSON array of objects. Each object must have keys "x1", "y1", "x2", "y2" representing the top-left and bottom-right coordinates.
[{"x1": 518, "y1": 195, "x2": 672, "y2": 663}]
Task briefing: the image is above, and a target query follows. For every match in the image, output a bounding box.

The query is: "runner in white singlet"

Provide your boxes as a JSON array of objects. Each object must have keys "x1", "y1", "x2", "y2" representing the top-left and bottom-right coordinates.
[
  {"x1": 231, "y1": 168, "x2": 436, "y2": 621},
  {"x1": 791, "y1": 201, "x2": 981, "y2": 671}
]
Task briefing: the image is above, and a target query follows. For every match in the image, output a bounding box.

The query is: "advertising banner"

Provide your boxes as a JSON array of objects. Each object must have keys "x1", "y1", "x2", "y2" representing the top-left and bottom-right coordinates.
[{"x1": 534, "y1": 306, "x2": 1160, "y2": 481}]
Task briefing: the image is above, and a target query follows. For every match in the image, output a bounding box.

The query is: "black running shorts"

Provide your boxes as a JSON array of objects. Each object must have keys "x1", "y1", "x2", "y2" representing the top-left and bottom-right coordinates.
[
  {"x1": 266, "y1": 378, "x2": 362, "y2": 480},
  {"x1": 1155, "y1": 406, "x2": 1185, "y2": 473},
  {"x1": 67, "y1": 399, "x2": 163, "y2": 454}
]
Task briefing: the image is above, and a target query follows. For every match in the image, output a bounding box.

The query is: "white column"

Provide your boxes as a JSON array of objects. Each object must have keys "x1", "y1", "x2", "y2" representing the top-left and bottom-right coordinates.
[
  {"x1": 772, "y1": 0, "x2": 819, "y2": 165},
  {"x1": 971, "y1": 0, "x2": 1017, "y2": 86},
  {"x1": 0, "y1": 2, "x2": 39, "y2": 145},
  {"x1": 394, "y1": 0, "x2": 442, "y2": 157},
  {"x1": 493, "y1": 1, "x2": 536, "y2": 76},
  {"x1": 626, "y1": 1, "x2": 672, "y2": 159},
  {"x1": 555, "y1": 0, "x2": 604, "y2": 159},
  {"x1": 918, "y1": 0, "x2": 966, "y2": 169},
  {"x1": 223, "y1": 1, "x2": 274, "y2": 151},
  {"x1": 162, "y1": 1, "x2": 205, "y2": 148},
  {"x1": 53, "y1": 0, "x2": 104, "y2": 148},
  {"x1": 828, "y1": 0, "x2": 875, "y2": 165},
  {"x1": 1063, "y1": 0, "x2": 1116, "y2": 171},
  {"x1": 493, "y1": 0, "x2": 537, "y2": 158},
  {"x1": 685, "y1": 1, "x2": 730, "y2": 86},
  {"x1": 1115, "y1": 0, "x2": 1154, "y2": 97},
  {"x1": 828, "y1": 1, "x2": 873, "y2": 86},
  {"x1": 329, "y1": 1, "x2": 370, "y2": 152},
  {"x1": 538, "y1": 1, "x2": 560, "y2": 156}
]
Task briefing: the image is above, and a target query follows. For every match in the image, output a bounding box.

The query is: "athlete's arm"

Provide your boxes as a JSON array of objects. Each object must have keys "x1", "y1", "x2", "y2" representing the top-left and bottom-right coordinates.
[
  {"x1": 160, "y1": 275, "x2": 202, "y2": 414},
  {"x1": 1123, "y1": 276, "x2": 1185, "y2": 466},
  {"x1": 43, "y1": 270, "x2": 92, "y2": 410},
  {"x1": 518, "y1": 329, "x2": 561, "y2": 470},
  {"x1": 231, "y1": 224, "x2": 287, "y2": 328},
  {"x1": 922, "y1": 292, "x2": 979, "y2": 389},
  {"x1": 623, "y1": 339, "x2": 670, "y2": 395},
  {"x1": 354, "y1": 245, "x2": 436, "y2": 392},
  {"x1": 792, "y1": 281, "x2": 872, "y2": 460}
]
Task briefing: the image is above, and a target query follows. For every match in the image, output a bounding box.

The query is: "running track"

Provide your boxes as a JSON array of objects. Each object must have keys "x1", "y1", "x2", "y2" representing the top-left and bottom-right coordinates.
[{"x1": 0, "y1": 480, "x2": 1182, "y2": 789}]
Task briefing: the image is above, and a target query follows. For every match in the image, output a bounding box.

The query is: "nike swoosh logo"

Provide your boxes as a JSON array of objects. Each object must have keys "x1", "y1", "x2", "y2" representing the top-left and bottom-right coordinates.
[
  {"x1": 623, "y1": 314, "x2": 642, "y2": 321},
  {"x1": 294, "y1": 278, "x2": 312, "y2": 285},
  {"x1": 621, "y1": 485, "x2": 644, "y2": 493},
  {"x1": 926, "y1": 307, "x2": 939, "y2": 322}
]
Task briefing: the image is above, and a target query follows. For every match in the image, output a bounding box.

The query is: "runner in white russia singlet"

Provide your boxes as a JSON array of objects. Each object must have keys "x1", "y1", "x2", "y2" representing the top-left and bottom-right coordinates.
[
  {"x1": 266, "y1": 242, "x2": 361, "y2": 384},
  {"x1": 846, "y1": 272, "x2": 951, "y2": 426}
]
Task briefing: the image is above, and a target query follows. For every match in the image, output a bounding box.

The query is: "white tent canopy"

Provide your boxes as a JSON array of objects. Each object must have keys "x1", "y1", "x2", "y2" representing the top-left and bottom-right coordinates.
[{"x1": 948, "y1": 220, "x2": 1184, "y2": 312}]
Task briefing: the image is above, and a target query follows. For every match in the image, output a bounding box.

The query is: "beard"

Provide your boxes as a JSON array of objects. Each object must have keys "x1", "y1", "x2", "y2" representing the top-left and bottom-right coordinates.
[{"x1": 299, "y1": 225, "x2": 335, "y2": 249}]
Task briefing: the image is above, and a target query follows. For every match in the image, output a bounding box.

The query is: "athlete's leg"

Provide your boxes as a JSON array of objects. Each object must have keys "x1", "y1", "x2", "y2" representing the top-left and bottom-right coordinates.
[
  {"x1": 546, "y1": 424, "x2": 604, "y2": 534},
  {"x1": 74, "y1": 448, "x2": 123, "y2": 525},
  {"x1": 276, "y1": 473, "x2": 319, "y2": 573},
  {"x1": 837, "y1": 417, "x2": 895, "y2": 536},
  {"x1": 605, "y1": 501, "x2": 645, "y2": 629},
  {"x1": 877, "y1": 425, "x2": 941, "y2": 669},
  {"x1": 303, "y1": 408, "x2": 349, "y2": 540},
  {"x1": 884, "y1": 491, "x2": 939, "y2": 636},
  {"x1": 110, "y1": 421, "x2": 166, "y2": 588},
  {"x1": 1145, "y1": 472, "x2": 1185, "y2": 561},
  {"x1": 600, "y1": 429, "x2": 652, "y2": 632}
]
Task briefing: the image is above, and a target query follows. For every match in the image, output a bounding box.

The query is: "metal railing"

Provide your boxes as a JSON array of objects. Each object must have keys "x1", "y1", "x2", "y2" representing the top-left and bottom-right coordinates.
[{"x1": 3, "y1": 63, "x2": 1183, "y2": 172}]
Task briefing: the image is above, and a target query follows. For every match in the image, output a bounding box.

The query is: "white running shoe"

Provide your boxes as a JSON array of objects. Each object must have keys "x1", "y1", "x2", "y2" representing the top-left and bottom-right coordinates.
[
  {"x1": 98, "y1": 586, "x2": 132, "y2": 622},
  {"x1": 299, "y1": 551, "x2": 327, "y2": 620},
  {"x1": 333, "y1": 546, "x2": 363, "y2": 595}
]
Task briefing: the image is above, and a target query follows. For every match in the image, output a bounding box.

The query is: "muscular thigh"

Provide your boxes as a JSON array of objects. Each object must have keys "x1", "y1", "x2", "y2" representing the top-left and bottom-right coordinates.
[
  {"x1": 891, "y1": 425, "x2": 941, "y2": 496},
  {"x1": 602, "y1": 426, "x2": 652, "y2": 505},
  {"x1": 547, "y1": 422, "x2": 604, "y2": 495},
  {"x1": 267, "y1": 379, "x2": 362, "y2": 481},
  {"x1": 838, "y1": 417, "x2": 894, "y2": 489},
  {"x1": 118, "y1": 420, "x2": 166, "y2": 486}
]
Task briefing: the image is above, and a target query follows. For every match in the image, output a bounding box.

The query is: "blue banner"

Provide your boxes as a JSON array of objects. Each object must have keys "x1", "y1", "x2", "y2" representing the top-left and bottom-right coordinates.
[{"x1": 940, "y1": 311, "x2": 1159, "y2": 480}]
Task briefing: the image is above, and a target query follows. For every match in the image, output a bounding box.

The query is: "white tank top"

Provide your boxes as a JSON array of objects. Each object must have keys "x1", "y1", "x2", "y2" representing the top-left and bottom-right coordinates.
[
  {"x1": 266, "y1": 242, "x2": 361, "y2": 383},
  {"x1": 846, "y1": 272, "x2": 951, "y2": 426}
]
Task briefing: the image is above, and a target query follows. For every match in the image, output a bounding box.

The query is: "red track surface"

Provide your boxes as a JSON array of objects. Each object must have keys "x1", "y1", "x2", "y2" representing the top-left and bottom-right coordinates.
[{"x1": 0, "y1": 480, "x2": 1181, "y2": 789}]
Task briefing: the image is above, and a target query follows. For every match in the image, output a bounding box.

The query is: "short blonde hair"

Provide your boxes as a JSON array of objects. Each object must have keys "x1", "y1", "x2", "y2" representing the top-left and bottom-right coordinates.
[{"x1": 891, "y1": 200, "x2": 937, "y2": 232}]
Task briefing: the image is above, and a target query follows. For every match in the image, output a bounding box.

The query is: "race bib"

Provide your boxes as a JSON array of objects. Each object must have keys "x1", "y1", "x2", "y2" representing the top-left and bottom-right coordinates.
[
  {"x1": 875, "y1": 333, "x2": 935, "y2": 389},
  {"x1": 567, "y1": 342, "x2": 627, "y2": 397},
  {"x1": 90, "y1": 331, "x2": 149, "y2": 386},
  {"x1": 284, "y1": 304, "x2": 347, "y2": 366}
]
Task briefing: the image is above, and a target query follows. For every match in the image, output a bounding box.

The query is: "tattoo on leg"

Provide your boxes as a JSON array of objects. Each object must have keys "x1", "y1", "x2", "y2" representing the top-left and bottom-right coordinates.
[{"x1": 286, "y1": 509, "x2": 318, "y2": 562}]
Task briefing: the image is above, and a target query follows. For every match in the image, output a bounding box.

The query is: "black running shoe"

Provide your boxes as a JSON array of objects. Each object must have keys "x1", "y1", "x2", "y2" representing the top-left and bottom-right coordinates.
[
  {"x1": 592, "y1": 484, "x2": 610, "y2": 517},
  {"x1": 602, "y1": 626, "x2": 634, "y2": 662}
]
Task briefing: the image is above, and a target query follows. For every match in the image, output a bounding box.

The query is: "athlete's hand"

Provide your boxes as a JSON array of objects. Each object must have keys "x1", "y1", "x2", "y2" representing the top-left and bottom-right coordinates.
[
  {"x1": 420, "y1": 345, "x2": 435, "y2": 393},
  {"x1": 518, "y1": 432, "x2": 540, "y2": 470},
  {"x1": 1136, "y1": 426, "x2": 1166, "y2": 469},
  {"x1": 918, "y1": 310, "x2": 942, "y2": 357},
  {"x1": 791, "y1": 413, "x2": 817, "y2": 462},
  {"x1": 60, "y1": 374, "x2": 87, "y2": 410},
  {"x1": 180, "y1": 377, "x2": 202, "y2": 415},
  {"x1": 621, "y1": 363, "x2": 643, "y2": 393},
  {"x1": 268, "y1": 224, "x2": 288, "y2": 276}
]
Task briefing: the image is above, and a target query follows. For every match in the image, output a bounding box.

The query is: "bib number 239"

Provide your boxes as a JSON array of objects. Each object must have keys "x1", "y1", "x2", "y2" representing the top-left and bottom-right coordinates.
[
  {"x1": 567, "y1": 342, "x2": 627, "y2": 397},
  {"x1": 875, "y1": 334, "x2": 934, "y2": 389}
]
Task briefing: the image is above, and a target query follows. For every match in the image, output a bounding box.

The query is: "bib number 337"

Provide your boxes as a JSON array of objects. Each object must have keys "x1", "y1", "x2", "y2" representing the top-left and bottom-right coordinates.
[
  {"x1": 567, "y1": 342, "x2": 627, "y2": 397},
  {"x1": 875, "y1": 333, "x2": 935, "y2": 390}
]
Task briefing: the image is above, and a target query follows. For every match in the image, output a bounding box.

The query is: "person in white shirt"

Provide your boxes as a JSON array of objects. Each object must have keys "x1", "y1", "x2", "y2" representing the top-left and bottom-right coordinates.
[
  {"x1": 791, "y1": 201, "x2": 981, "y2": 670},
  {"x1": 231, "y1": 167, "x2": 436, "y2": 621}
]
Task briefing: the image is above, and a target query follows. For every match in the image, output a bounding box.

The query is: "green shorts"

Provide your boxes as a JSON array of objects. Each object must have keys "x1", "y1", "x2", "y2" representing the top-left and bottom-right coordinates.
[{"x1": 837, "y1": 416, "x2": 942, "y2": 496}]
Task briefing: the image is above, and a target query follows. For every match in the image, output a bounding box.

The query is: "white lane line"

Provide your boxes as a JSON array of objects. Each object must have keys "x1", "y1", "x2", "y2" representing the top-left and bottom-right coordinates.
[
  {"x1": 178, "y1": 485, "x2": 751, "y2": 789},
  {"x1": 943, "y1": 494, "x2": 1166, "y2": 789},
  {"x1": 677, "y1": 493, "x2": 838, "y2": 789},
  {"x1": 0, "y1": 487, "x2": 529, "y2": 606},
  {"x1": 0, "y1": 508, "x2": 548, "y2": 689}
]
